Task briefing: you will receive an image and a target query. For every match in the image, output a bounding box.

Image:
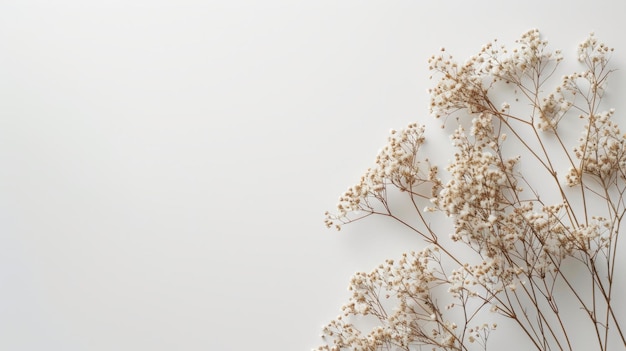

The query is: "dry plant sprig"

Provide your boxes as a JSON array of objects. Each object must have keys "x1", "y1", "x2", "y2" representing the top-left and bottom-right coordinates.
[{"x1": 318, "y1": 29, "x2": 625, "y2": 351}]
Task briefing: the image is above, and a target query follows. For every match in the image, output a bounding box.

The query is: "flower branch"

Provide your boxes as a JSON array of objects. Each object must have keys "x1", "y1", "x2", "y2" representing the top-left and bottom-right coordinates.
[{"x1": 318, "y1": 29, "x2": 625, "y2": 351}]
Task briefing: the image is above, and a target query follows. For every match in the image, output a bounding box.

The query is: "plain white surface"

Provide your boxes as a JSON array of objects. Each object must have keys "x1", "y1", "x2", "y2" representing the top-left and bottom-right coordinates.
[{"x1": 1, "y1": 1, "x2": 625, "y2": 350}]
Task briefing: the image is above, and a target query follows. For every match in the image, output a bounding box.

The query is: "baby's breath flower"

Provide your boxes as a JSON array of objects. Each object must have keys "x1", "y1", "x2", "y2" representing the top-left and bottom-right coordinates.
[
  {"x1": 319, "y1": 29, "x2": 624, "y2": 351},
  {"x1": 325, "y1": 123, "x2": 438, "y2": 229}
]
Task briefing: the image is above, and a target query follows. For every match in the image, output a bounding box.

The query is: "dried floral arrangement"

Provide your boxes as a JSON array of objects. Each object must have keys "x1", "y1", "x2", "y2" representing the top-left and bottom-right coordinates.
[{"x1": 317, "y1": 29, "x2": 625, "y2": 350}]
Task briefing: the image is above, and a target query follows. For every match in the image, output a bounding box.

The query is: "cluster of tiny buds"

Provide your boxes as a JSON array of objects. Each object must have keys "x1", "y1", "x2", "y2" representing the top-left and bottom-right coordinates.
[
  {"x1": 567, "y1": 109, "x2": 626, "y2": 185},
  {"x1": 428, "y1": 29, "x2": 566, "y2": 122},
  {"x1": 578, "y1": 32, "x2": 614, "y2": 64},
  {"x1": 537, "y1": 90, "x2": 572, "y2": 131},
  {"x1": 317, "y1": 248, "x2": 464, "y2": 350},
  {"x1": 325, "y1": 123, "x2": 434, "y2": 230}
]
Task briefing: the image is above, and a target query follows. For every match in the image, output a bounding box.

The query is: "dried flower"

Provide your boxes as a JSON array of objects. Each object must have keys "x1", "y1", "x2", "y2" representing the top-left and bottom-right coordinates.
[{"x1": 318, "y1": 30, "x2": 625, "y2": 351}]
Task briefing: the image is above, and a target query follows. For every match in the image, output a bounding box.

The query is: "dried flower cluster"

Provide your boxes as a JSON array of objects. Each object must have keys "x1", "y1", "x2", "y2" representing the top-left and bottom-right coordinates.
[
  {"x1": 325, "y1": 123, "x2": 437, "y2": 231},
  {"x1": 318, "y1": 30, "x2": 625, "y2": 351}
]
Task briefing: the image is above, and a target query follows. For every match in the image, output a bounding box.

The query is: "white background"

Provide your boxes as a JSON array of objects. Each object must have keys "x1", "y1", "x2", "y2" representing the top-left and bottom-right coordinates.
[{"x1": 1, "y1": 1, "x2": 625, "y2": 350}]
